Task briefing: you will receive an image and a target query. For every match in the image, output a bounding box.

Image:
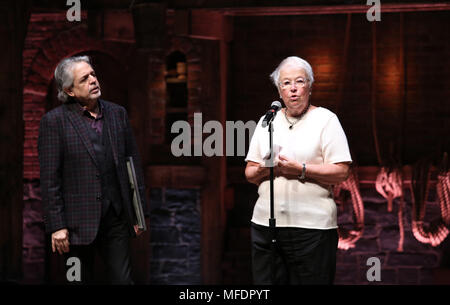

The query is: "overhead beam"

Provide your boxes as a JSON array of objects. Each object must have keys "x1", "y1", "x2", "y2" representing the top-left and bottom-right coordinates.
[{"x1": 208, "y1": 3, "x2": 450, "y2": 16}]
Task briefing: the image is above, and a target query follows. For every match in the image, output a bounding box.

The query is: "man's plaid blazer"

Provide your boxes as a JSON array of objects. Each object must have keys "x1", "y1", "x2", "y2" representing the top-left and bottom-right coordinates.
[{"x1": 38, "y1": 99, "x2": 147, "y2": 245}]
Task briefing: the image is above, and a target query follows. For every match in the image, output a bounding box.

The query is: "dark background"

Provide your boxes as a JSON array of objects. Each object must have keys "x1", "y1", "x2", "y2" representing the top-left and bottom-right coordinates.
[{"x1": 1, "y1": 0, "x2": 449, "y2": 285}]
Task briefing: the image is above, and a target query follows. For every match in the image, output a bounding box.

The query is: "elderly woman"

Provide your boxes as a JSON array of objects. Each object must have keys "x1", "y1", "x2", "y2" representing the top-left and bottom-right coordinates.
[{"x1": 245, "y1": 56, "x2": 352, "y2": 285}]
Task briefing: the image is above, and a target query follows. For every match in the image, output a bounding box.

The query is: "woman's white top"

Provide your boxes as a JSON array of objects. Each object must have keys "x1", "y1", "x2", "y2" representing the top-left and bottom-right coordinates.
[{"x1": 245, "y1": 107, "x2": 352, "y2": 229}]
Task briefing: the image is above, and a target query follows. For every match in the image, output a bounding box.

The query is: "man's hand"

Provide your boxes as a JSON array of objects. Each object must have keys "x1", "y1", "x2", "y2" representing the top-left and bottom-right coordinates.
[
  {"x1": 134, "y1": 225, "x2": 144, "y2": 236},
  {"x1": 51, "y1": 228, "x2": 70, "y2": 255}
]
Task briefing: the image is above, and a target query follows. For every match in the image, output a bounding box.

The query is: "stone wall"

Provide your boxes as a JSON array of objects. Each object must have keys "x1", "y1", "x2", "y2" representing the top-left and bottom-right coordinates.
[
  {"x1": 22, "y1": 181, "x2": 45, "y2": 284},
  {"x1": 335, "y1": 187, "x2": 448, "y2": 285},
  {"x1": 149, "y1": 188, "x2": 201, "y2": 284}
]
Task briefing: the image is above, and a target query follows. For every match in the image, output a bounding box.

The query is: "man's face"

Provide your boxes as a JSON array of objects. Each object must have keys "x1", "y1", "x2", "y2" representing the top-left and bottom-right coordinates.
[{"x1": 65, "y1": 61, "x2": 101, "y2": 103}]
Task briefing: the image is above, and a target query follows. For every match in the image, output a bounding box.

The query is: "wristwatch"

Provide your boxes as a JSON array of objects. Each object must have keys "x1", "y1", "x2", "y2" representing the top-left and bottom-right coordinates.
[{"x1": 299, "y1": 163, "x2": 306, "y2": 180}]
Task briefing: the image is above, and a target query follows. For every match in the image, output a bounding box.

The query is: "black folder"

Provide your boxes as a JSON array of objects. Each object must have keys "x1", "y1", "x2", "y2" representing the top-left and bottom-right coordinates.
[{"x1": 126, "y1": 156, "x2": 147, "y2": 231}]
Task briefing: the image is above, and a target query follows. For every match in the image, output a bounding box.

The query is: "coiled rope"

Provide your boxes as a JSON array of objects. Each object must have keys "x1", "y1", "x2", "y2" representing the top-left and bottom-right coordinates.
[
  {"x1": 375, "y1": 167, "x2": 405, "y2": 251},
  {"x1": 410, "y1": 159, "x2": 449, "y2": 247},
  {"x1": 334, "y1": 169, "x2": 365, "y2": 250}
]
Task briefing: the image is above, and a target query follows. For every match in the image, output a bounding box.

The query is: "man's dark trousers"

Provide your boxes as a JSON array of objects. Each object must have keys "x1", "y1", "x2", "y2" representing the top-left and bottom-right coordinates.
[{"x1": 65, "y1": 206, "x2": 133, "y2": 284}]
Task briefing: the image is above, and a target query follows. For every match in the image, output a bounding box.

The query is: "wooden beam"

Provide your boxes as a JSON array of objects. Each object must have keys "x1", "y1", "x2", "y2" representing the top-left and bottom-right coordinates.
[
  {"x1": 145, "y1": 165, "x2": 206, "y2": 189},
  {"x1": 215, "y1": 3, "x2": 450, "y2": 16},
  {"x1": 189, "y1": 9, "x2": 233, "y2": 42}
]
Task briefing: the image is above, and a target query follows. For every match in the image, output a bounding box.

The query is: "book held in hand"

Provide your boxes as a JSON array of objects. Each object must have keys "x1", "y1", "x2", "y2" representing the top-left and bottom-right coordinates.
[{"x1": 126, "y1": 156, "x2": 147, "y2": 231}]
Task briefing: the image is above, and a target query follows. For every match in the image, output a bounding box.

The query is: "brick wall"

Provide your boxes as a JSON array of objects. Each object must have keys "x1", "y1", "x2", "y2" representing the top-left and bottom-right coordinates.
[
  {"x1": 228, "y1": 11, "x2": 450, "y2": 166},
  {"x1": 225, "y1": 11, "x2": 450, "y2": 284},
  {"x1": 23, "y1": 11, "x2": 88, "y2": 180}
]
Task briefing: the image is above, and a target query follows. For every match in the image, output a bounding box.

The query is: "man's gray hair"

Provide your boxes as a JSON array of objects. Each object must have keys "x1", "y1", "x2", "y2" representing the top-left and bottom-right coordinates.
[
  {"x1": 54, "y1": 55, "x2": 91, "y2": 103},
  {"x1": 270, "y1": 56, "x2": 314, "y2": 90}
]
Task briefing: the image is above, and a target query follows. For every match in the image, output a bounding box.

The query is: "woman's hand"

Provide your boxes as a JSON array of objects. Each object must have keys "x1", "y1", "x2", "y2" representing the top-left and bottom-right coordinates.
[
  {"x1": 277, "y1": 154, "x2": 302, "y2": 176},
  {"x1": 246, "y1": 156, "x2": 302, "y2": 185},
  {"x1": 278, "y1": 154, "x2": 350, "y2": 185},
  {"x1": 246, "y1": 161, "x2": 286, "y2": 185},
  {"x1": 245, "y1": 161, "x2": 270, "y2": 185},
  {"x1": 246, "y1": 155, "x2": 350, "y2": 185}
]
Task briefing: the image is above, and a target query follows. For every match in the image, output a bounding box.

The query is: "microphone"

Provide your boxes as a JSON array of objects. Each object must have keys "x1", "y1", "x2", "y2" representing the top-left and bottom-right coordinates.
[{"x1": 262, "y1": 101, "x2": 282, "y2": 127}]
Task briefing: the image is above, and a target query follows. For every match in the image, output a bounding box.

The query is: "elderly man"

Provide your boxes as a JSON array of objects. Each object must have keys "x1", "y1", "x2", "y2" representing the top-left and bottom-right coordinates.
[{"x1": 38, "y1": 55, "x2": 147, "y2": 284}]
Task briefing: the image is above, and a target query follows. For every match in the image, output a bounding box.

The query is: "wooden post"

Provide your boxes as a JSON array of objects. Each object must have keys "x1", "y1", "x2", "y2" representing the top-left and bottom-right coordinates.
[
  {"x1": 188, "y1": 9, "x2": 233, "y2": 284},
  {"x1": 0, "y1": 0, "x2": 30, "y2": 283}
]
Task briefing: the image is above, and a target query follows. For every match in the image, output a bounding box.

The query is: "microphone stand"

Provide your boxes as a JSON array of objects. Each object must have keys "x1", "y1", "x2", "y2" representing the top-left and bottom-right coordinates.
[
  {"x1": 267, "y1": 117, "x2": 276, "y2": 284},
  {"x1": 261, "y1": 102, "x2": 280, "y2": 284}
]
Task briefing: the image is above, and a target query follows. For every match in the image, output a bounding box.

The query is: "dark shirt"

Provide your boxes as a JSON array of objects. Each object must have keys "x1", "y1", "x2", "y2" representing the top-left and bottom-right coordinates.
[{"x1": 76, "y1": 100, "x2": 104, "y2": 135}]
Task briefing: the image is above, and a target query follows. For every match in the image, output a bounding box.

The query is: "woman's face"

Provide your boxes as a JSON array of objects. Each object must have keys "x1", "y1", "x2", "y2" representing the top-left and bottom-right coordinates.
[{"x1": 278, "y1": 64, "x2": 310, "y2": 115}]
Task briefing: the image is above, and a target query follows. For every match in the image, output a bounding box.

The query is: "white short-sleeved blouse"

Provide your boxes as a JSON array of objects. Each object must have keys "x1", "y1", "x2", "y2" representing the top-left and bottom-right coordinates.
[{"x1": 245, "y1": 107, "x2": 352, "y2": 229}]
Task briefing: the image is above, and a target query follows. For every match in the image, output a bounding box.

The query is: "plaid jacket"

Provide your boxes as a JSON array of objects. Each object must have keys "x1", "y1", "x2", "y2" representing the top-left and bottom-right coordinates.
[{"x1": 38, "y1": 99, "x2": 147, "y2": 245}]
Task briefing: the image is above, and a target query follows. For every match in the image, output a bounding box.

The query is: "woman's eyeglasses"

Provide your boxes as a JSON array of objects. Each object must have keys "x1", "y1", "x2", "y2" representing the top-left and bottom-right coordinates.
[{"x1": 279, "y1": 78, "x2": 308, "y2": 90}]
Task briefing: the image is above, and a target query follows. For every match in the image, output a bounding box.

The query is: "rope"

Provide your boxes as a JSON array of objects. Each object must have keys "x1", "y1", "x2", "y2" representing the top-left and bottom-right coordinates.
[
  {"x1": 437, "y1": 171, "x2": 450, "y2": 225},
  {"x1": 371, "y1": 21, "x2": 383, "y2": 165},
  {"x1": 334, "y1": 169, "x2": 365, "y2": 250},
  {"x1": 397, "y1": 188, "x2": 406, "y2": 252},
  {"x1": 438, "y1": 152, "x2": 450, "y2": 224},
  {"x1": 375, "y1": 167, "x2": 403, "y2": 212},
  {"x1": 375, "y1": 167, "x2": 405, "y2": 250},
  {"x1": 336, "y1": 13, "x2": 352, "y2": 116},
  {"x1": 410, "y1": 161, "x2": 450, "y2": 247}
]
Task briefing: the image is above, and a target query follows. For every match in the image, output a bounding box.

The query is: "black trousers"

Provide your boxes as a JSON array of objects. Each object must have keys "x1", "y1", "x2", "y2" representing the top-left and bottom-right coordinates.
[
  {"x1": 251, "y1": 222, "x2": 338, "y2": 285},
  {"x1": 64, "y1": 206, "x2": 133, "y2": 284}
]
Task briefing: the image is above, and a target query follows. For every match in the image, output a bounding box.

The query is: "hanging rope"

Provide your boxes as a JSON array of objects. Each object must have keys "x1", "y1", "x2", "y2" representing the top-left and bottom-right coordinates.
[
  {"x1": 410, "y1": 159, "x2": 449, "y2": 247},
  {"x1": 370, "y1": 15, "x2": 408, "y2": 251},
  {"x1": 375, "y1": 167, "x2": 403, "y2": 212},
  {"x1": 395, "y1": 13, "x2": 407, "y2": 252},
  {"x1": 374, "y1": 167, "x2": 406, "y2": 251},
  {"x1": 334, "y1": 169, "x2": 365, "y2": 250},
  {"x1": 437, "y1": 153, "x2": 450, "y2": 225},
  {"x1": 397, "y1": 193, "x2": 405, "y2": 252},
  {"x1": 335, "y1": 13, "x2": 352, "y2": 116},
  {"x1": 370, "y1": 21, "x2": 383, "y2": 166},
  {"x1": 437, "y1": 171, "x2": 450, "y2": 225},
  {"x1": 332, "y1": 12, "x2": 365, "y2": 251}
]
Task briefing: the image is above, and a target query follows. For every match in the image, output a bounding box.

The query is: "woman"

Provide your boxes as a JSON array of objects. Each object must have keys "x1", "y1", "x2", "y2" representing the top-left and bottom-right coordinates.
[{"x1": 245, "y1": 56, "x2": 352, "y2": 284}]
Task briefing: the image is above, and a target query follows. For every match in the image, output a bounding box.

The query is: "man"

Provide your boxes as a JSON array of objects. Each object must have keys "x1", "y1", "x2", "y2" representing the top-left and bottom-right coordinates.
[{"x1": 38, "y1": 55, "x2": 147, "y2": 284}]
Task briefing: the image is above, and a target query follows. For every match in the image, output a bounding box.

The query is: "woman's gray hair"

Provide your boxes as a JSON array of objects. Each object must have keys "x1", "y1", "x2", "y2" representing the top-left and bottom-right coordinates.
[
  {"x1": 270, "y1": 56, "x2": 314, "y2": 90},
  {"x1": 54, "y1": 55, "x2": 91, "y2": 103}
]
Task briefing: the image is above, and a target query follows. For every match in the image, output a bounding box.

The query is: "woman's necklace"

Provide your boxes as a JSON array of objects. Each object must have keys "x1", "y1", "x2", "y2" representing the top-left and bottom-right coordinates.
[{"x1": 284, "y1": 103, "x2": 310, "y2": 130}]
